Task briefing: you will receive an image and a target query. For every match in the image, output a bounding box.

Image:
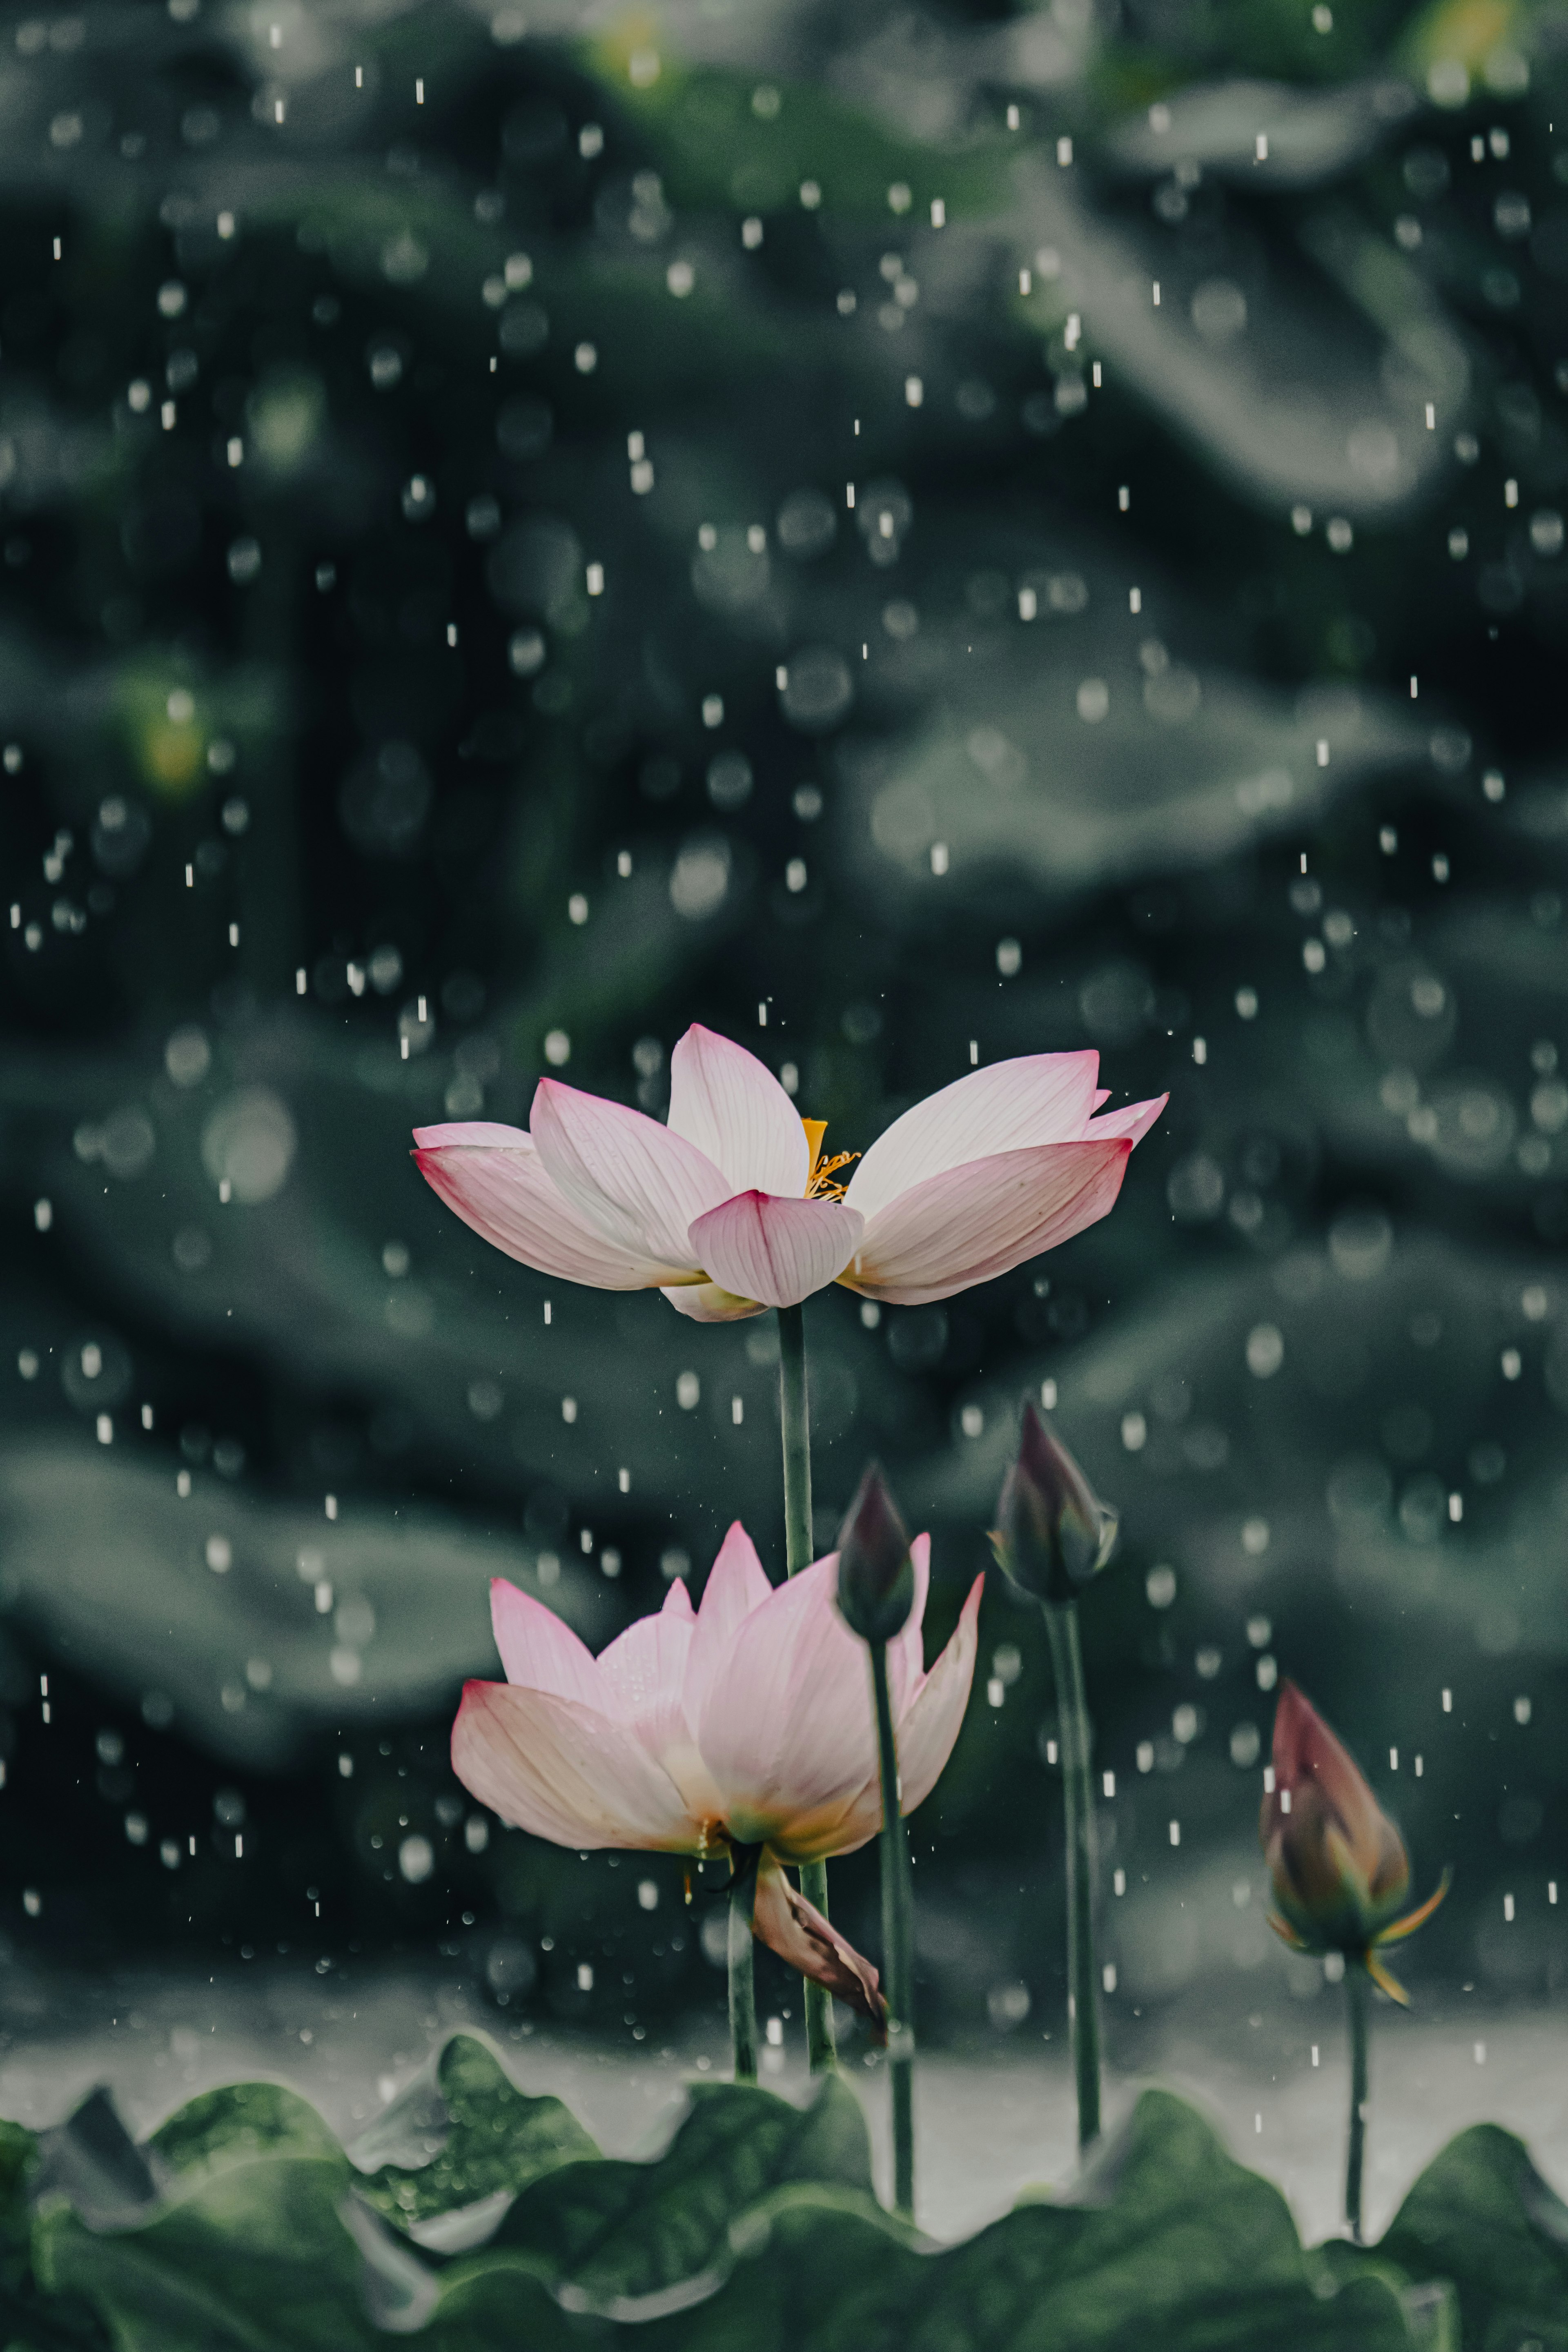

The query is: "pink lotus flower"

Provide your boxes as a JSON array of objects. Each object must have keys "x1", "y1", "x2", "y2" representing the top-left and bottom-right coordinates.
[
  {"x1": 452, "y1": 1521, "x2": 983, "y2": 2022},
  {"x1": 414, "y1": 1025, "x2": 1164, "y2": 1322}
]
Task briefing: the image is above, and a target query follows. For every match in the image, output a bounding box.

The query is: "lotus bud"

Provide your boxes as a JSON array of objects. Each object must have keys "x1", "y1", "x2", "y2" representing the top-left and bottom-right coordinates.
[
  {"x1": 1261, "y1": 1681, "x2": 1449, "y2": 2003},
  {"x1": 990, "y1": 1403, "x2": 1118, "y2": 1604},
  {"x1": 835, "y1": 1462, "x2": 915, "y2": 1644}
]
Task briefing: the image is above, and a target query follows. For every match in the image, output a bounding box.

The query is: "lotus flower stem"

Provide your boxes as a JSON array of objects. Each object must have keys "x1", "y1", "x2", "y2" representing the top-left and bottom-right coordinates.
[
  {"x1": 728, "y1": 1848, "x2": 760, "y2": 2083},
  {"x1": 869, "y1": 1640, "x2": 916, "y2": 2219},
  {"x1": 1041, "y1": 1598, "x2": 1101, "y2": 2148},
  {"x1": 778, "y1": 1302, "x2": 814, "y2": 1577},
  {"x1": 1345, "y1": 1965, "x2": 1368, "y2": 2242},
  {"x1": 777, "y1": 1301, "x2": 837, "y2": 2075}
]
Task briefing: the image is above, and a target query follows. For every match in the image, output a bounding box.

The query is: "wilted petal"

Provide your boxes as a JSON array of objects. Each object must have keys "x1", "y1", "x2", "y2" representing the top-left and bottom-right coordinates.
[
  {"x1": 751, "y1": 1850, "x2": 886, "y2": 2038},
  {"x1": 658, "y1": 1279, "x2": 767, "y2": 1322},
  {"x1": 846, "y1": 1053, "x2": 1102, "y2": 1223},
  {"x1": 490, "y1": 1578, "x2": 601, "y2": 1707},
  {"x1": 413, "y1": 1128, "x2": 677, "y2": 1288},
  {"x1": 844, "y1": 1141, "x2": 1131, "y2": 1305},
  {"x1": 889, "y1": 1572, "x2": 983, "y2": 1813},
  {"x1": 683, "y1": 1523, "x2": 774, "y2": 1732},
  {"x1": 596, "y1": 1577, "x2": 697, "y2": 1759},
  {"x1": 690, "y1": 1192, "x2": 864, "y2": 1311},
  {"x1": 1084, "y1": 1093, "x2": 1169, "y2": 1146},
  {"x1": 668, "y1": 1026, "x2": 811, "y2": 1198},
  {"x1": 531, "y1": 1080, "x2": 729, "y2": 1270},
  {"x1": 451, "y1": 1681, "x2": 697, "y2": 1851},
  {"x1": 695, "y1": 1555, "x2": 879, "y2": 1855}
]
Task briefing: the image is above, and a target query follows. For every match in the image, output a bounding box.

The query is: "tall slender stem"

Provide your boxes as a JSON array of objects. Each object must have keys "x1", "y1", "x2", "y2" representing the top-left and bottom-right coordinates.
[
  {"x1": 870, "y1": 1643, "x2": 915, "y2": 2221},
  {"x1": 777, "y1": 1303, "x2": 813, "y2": 1576},
  {"x1": 728, "y1": 1851, "x2": 759, "y2": 2084},
  {"x1": 1345, "y1": 1965, "x2": 1368, "y2": 2243},
  {"x1": 1042, "y1": 1599, "x2": 1101, "y2": 2149},
  {"x1": 777, "y1": 1302, "x2": 836, "y2": 2074}
]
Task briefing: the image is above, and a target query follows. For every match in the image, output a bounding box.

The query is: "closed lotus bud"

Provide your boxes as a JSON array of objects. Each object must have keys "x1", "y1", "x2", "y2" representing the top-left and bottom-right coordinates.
[
  {"x1": 835, "y1": 1462, "x2": 915, "y2": 1644},
  {"x1": 990, "y1": 1403, "x2": 1118, "y2": 1604},
  {"x1": 1262, "y1": 1682, "x2": 1448, "y2": 2002}
]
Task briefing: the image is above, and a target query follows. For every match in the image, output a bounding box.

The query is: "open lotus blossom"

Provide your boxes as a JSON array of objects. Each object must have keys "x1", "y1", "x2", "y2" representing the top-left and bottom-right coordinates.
[
  {"x1": 452, "y1": 1521, "x2": 983, "y2": 2025},
  {"x1": 414, "y1": 1024, "x2": 1165, "y2": 1321},
  {"x1": 1261, "y1": 1682, "x2": 1449, "y2": 2004}
]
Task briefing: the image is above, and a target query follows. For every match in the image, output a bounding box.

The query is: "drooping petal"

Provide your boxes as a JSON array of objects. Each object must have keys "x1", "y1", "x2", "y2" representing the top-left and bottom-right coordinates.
[
  {"x1": 489, "y1": 1579, "x2": 601, "y2": 1707},
  {"x1": 667, "y1": 1027, "x2": 811, "y2": 1199},
  {"x1": 658, "y1": 1280, "x2": 768, "y2": 1322},
  {"x1": 751, "y1": 1851, "x2": 886, "y2": 2038},
  {"x1": 682, "y1": 1523, "x2": 775, "y2": 1733},
  {"x1": 413, "y1": 1129, "x2": 676, "y2": 1288},
  {"x1": 843, "y1": 1141, "x2": 1131, "y2": 1306},
  {"x1": 694, "y1": 1554, "x2": 880, "y2": 1856},
  {"x1": 889, "y1": 1572, "x2": 983, "y2": 1814},
  {"x1": 530, "y1": 1080, "x2": 729, "y2": 1270},
  {"x1": 1083, "y1": 1094, "x2": 1168, "y2": 1147},
  {"x1": 451, "y1": 1681, "x2": 697, "y2": 1852},
  {"x1": 689, "y1": 1192, "x2": 863, "y2": 1311},
  {"x1": 595, "y1": 1576, "x2": 697, "y2": 1759},
  {"x1": 845, "y1": 1053, "x2": 1102, "y2": 1224}
]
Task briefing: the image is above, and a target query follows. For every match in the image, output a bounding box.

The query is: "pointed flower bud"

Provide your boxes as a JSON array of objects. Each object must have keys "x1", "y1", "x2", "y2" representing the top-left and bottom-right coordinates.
[
  {"x1": 990, "y1": 1403, "x2": 1118, "y2": 1604},
  {"x1": 1261, "y1": 1682, "x2": 1449, "y2": 2004},
  {"x1": 835, "y1": 1462, "x2": 916, "y2": 1644}
]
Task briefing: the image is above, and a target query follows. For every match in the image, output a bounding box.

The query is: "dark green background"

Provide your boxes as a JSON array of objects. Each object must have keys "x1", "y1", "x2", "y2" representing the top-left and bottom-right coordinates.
[{"x1": 0, "y1": 0, "x2": 1562, "y2": 2047}]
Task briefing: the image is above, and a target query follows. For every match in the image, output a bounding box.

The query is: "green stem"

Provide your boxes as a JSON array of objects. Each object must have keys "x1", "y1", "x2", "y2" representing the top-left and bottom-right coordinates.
[
  {"x1": 1042, "y1": 1599, "x2": 1101, "y2": 2149},
  {"x1": 777, "y1": 1302, "x2": 813, "y2": 1576},
  {"x1": 728, "y1": 1851, "x2": 760, "y2": 2084},
  {"x1": 1345, "y1": 1965, "x2": 1368, "y2": 2243},
  {"x1": 870, "y1": 1643, "x2": 916, "y2": 2221},
  {"x1": 777, "y1": 1302, "x2": 836, "y2": 2075}
]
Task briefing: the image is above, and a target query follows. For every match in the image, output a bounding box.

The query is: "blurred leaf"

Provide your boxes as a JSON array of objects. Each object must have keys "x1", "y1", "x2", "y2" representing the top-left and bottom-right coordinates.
[
  {"x1": 353, "y1": 2033, "x2": 598, "y2": 2240},
  {"x1": 486, "y1": 2074, "x2": 873, "y2": 2301},
  {"x1": 1379, "y1": 2123, "x2": 1568, "y2": 2351}
]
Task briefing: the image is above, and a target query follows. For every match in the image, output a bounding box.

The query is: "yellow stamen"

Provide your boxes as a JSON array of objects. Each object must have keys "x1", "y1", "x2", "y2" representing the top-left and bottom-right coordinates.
[{"x1": 800, "y1": 1114, "x2": 858, "y2": 1199}]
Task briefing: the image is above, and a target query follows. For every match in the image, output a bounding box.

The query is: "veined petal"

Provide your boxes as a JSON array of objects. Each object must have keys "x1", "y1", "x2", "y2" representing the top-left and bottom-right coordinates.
[
  {"x1": 490, "y1": 1579, "x2": 601, "y2": 1707},
  {"x1": 751, "y1": 1851, "x2": 886, "y2": 2037},
  {"x1": 530, "y1": 1080, "x2": 729, "y2": 1270},
  {"x1": 695, "y1": 1554, "x2": 879, "y2": 1851},
  {"x1": 1084, "y1": 1094, "x2": 1169, "y2": 1147},
  {"x1": 889, "y1": 1572, "x2": 983, "y2": 1813},
  {"x1": 689, "y1": 1192, "x2": 863, "y2": 1311},
  {"x1": 595, "y1": 1577, "x2": 696, "y2": 1760},
  {"x1": 845, "y1": 1053, "x2": 1101, "y2": 1223},
  {"x1": 683, "y1": 1523, "x2": 774, "y2": 1733},
  {"x1": 668, "y1": 1027, "x2": 811, "y2": 1199},
  {"x1": 843, "y1": 1141, "x2": 1130, "y2": 1306},
  {"x1": 414, "y1": 1129, "x2": 678, "y2": 1288},
  {"x1": 451, "y1": 1681, "x2": 697, "y2": 1852},
  {"x1": 659, "y1": 1280, "x2": 767, "y2": 1322}
]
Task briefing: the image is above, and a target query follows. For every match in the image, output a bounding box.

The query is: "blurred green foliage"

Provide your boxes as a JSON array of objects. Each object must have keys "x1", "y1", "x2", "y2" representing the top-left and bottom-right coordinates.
[{"x1": 20, "y1": 2036, "x2": 1568, "y2": 2345}]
